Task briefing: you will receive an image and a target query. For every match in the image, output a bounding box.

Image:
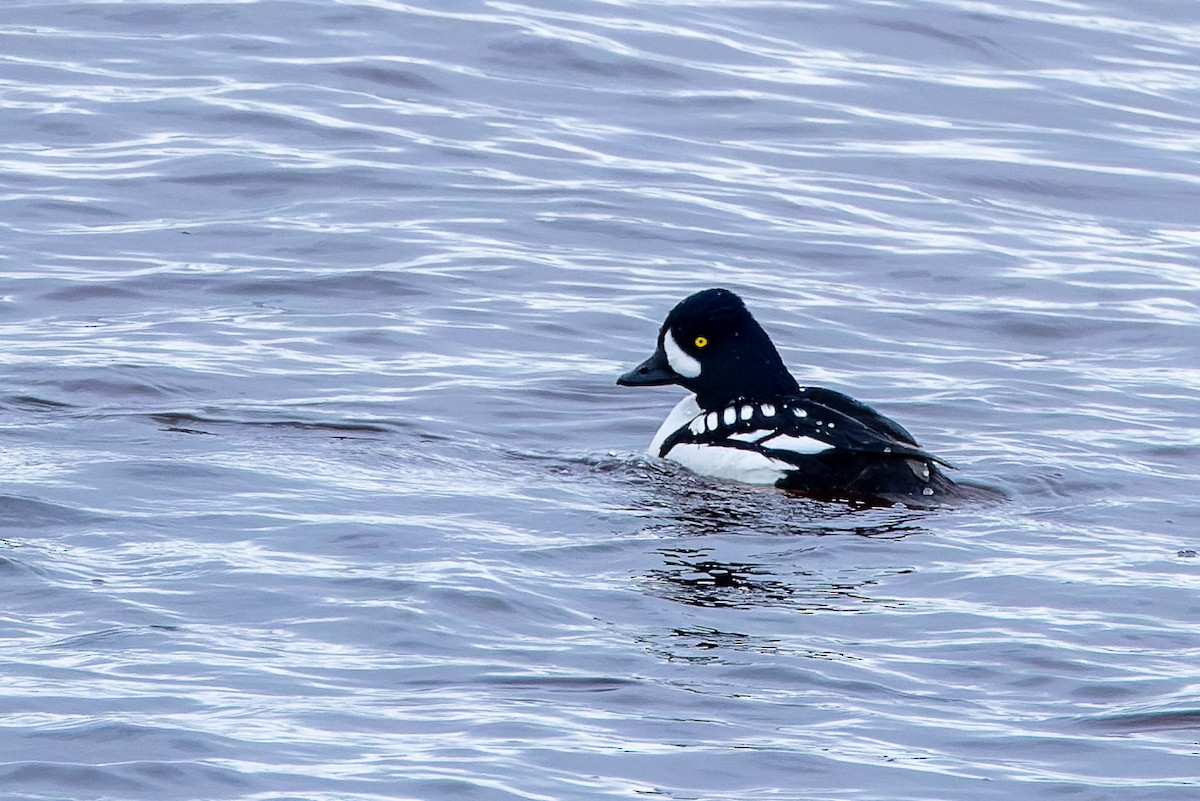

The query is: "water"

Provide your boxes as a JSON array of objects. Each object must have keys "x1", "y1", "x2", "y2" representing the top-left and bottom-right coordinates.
[{"x1": 2, "y1": 1, "x2": 1199, "y2": 799}]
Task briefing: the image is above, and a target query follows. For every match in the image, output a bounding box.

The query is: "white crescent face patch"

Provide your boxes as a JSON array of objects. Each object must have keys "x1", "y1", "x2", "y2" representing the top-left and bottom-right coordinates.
[{"x1": 662, "y1": 329, "x2": 701, "y2": 378}]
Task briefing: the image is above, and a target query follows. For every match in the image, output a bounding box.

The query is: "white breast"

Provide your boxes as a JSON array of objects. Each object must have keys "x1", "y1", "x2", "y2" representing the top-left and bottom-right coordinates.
[
  {"x1": 645, "y1": 395, "x2": 792, "y2": 485},
  {"x1": 648, "y1": 394, "x2": 703, "y2": 456},
  {"x1": 665, "y1": 443, "x2": 793, "y2": 485}
]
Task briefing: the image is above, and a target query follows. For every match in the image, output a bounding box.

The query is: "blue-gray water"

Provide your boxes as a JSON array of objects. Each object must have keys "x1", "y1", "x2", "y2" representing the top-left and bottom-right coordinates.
[{"x1": 2, "y1": 1, "x2": 1199, "y2": 799}]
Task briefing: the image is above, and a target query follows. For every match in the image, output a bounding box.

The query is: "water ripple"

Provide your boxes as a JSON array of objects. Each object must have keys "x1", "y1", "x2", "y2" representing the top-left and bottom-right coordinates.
[{"x1": 2, "y1": 0, "x2": 1200, "y2": 799}]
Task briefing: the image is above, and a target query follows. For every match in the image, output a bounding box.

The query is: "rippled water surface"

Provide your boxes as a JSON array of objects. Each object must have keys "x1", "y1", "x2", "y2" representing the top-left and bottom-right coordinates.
[{"x1": 3, "y1": 1, "x2": 1199, "y2": 799}]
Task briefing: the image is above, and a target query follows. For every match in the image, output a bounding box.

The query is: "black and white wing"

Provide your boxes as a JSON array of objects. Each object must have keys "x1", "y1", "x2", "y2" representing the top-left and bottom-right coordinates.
[{"x1": 659, "y1": 389, "x2": 946, "y2": 467}]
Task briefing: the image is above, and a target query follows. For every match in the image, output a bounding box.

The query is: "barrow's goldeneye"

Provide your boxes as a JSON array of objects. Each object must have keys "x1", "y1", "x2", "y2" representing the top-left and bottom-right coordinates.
[{"x1": 617, "y1": 288, "x2": 958, "y2": 502}]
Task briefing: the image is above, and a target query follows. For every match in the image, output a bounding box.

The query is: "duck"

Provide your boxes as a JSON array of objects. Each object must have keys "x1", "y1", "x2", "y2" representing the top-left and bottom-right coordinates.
[{"x1": 617, "y1": 288, "x2": 958, "y2": 502}]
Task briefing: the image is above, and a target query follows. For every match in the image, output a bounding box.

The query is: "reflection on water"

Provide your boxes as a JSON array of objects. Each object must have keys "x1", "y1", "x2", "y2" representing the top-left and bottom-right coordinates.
[
  {"x1": 624, "y1": 459, "x2": 944, "y2": 534},
  {"x1": 648, "y1": 546, "x2": 909, "y2": 612},
  {"x1": 646, "y1": 625, "x2": 859, "y2": 666}
]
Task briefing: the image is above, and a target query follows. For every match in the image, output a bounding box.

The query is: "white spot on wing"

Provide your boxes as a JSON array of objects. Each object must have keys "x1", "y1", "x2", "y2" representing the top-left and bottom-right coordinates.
[
  {"x1": 727, "y1": 429, "x2": 772, "y2": 443},
  {"x1": 763, "y1": 433, "x2": 833, "y2": 455},
  {"x1": 706, "y1": 411, "x2": 719, "y2": 431},
  {"x1": 663, "y1": 330, "x2": 701, "y2": 378},
  {"x1": 723, "y1": 407, "x2": 737, "y2": 426},
  {"x1": 739, "y1": 404, "x2": 753, "y2": 421},
  {"x1": 760, "y1": 403, "x2": 775, "y2": 417},
  {"x1": 791, "y1": 407, "x2": 807, "y2": 418}
]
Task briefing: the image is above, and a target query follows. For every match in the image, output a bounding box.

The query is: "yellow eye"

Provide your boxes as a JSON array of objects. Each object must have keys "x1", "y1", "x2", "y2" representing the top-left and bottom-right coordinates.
[{"x1": 694, "y1": 336, "x2": 708, "y2": 348}]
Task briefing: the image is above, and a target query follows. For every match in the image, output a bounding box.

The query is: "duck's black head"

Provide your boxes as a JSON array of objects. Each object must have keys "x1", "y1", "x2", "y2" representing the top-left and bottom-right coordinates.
[{"x1": 617, "y1": 288, "x2": 800, "y2": 409}]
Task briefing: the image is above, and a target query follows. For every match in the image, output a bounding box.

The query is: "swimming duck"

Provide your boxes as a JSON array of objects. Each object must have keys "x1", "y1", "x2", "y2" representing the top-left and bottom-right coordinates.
[{"x1": 617, "y1": 288, "x2": 957, "y2": 501}]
